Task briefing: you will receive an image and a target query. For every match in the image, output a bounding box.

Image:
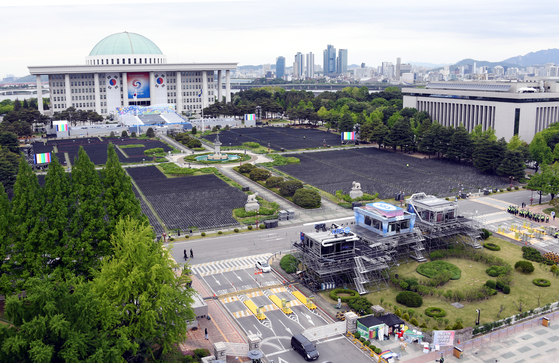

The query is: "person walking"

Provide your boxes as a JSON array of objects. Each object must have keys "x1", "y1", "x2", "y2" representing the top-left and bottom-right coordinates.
[
  {"x1": 205, "y1": 328, "x2": 208, "y2": 340},
  {"x1": 183, "y1": 249, "x2": 187, "y2": 261},
  {"x1": 553, "y1": 211, "x2": 556, "y2": 221},
  {"x1": 190, "y1": 249, "x2": 194, "y2": 258}
]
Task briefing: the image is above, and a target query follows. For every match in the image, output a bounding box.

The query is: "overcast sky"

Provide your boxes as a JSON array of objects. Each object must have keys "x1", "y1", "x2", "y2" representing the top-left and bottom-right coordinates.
[{"x1": 3, "y1": 0, "x2": 559, "y2": 77}]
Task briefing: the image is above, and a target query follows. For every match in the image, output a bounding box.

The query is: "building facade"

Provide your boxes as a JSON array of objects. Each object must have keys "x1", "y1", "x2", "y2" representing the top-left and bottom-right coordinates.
[
  {"x1": 323, "y1": 44, "x2": 337, "y2": 76},
  {"x1": 276, "y1": 56, "x2": 286, "y2": 79},
  {"x1": 306, "y1": 52, "x2": 315, "y2": 79},
  {"x1": 403, "y1": 81, "x2": 559, "y2": 142},
  {"x1": 28, "y1": 32, "x2": 237, "y2": 116},
  {"x1": 293, "y1": 52, "x2": 304, "y2": 79},
  {"x1": 337, "y1": 49, "x2": 348, "y2": 75}
]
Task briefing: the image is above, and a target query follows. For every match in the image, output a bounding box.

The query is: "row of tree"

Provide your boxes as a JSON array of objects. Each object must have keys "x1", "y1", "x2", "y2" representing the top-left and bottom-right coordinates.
[
  {"x1": 0, "y1": 146, "x2": 194, "y2": 361},
  {"x1": 0, "y1": 131, "x2": 20, "y2": 188}
]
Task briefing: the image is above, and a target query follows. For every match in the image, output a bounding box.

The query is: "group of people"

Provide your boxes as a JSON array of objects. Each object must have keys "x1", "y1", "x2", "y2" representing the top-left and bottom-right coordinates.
[{"x1": 507, "y1": 205, "x2": 550, "y2": 223}]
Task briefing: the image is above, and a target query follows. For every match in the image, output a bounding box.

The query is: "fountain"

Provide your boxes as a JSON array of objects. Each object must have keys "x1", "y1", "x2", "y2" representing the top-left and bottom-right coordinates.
[{"x1": 195, "y1": 134, "x2": 239, "y2": 162}]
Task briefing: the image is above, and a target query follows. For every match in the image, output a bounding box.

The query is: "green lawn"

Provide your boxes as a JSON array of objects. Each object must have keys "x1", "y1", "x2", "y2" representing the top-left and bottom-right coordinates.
[{"x1": 322, "y1": 236, "x2": 558, "y2": 328}]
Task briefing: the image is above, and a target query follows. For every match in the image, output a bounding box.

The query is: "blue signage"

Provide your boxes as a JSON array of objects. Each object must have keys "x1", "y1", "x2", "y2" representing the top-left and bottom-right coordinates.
[{"x1": 331, "y1": 227, "x2": 351, "y2": 235}]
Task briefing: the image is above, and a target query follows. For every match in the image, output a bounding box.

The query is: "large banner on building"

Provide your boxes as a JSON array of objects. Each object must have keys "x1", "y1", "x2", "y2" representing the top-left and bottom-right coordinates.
[
  {"x1": 152, "y1": 73, "x2": 167, "y2": 105},
  {"x1": 432, "y1": 330, "x2": 455, "y2": 346},
  {"x1": 106, "y1": 73, "x2": 121, "y2": 113},
  {"x1": 127, "y1": 72, "x2": 150, "y2": 99}
]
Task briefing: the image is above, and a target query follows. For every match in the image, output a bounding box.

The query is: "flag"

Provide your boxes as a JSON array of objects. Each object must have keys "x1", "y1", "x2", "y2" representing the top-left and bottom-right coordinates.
[
  {"x1": 198, "y1": 88, "x2": 202, "y2": 97},
  {"x1": 133, "y1": 92, "x2": 137, "y2": 100}
]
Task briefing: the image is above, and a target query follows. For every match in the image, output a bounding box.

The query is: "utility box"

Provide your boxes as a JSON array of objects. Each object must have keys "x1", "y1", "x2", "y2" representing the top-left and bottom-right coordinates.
[
  {"x1": 543, "y1": 317, "x2": 551, "y2": 327},
  {"x1": 453, "y1": 346, "x2": 463, "y2": 359}
]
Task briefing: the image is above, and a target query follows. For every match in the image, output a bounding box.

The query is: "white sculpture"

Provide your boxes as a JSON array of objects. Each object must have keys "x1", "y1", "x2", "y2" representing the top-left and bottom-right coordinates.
[
  {"x1": 352, "y1": 181, "x2": 361, "y2": 190},
  {"x1": 245, "y1": 192, "x2": 260, "y2": 212},
  {"x1": 247, "y1": 193, "x2": 258, "y2": 204},
  {"x1": 350, "y1": 181, "x2": 363, "y2": 199}
]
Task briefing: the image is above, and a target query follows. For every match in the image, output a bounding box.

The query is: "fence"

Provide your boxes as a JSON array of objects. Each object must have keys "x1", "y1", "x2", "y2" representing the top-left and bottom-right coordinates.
[
  {"x1": 224, "y1": 342, "x2": 249, "y2": 357},
  {"x1": 302, "y1": 322, "x2": 346, "y2": 342}
]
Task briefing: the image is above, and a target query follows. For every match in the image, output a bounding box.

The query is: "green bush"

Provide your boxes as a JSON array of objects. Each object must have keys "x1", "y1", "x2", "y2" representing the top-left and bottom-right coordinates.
[
  {"x1": 353, "y1": 332, "x2": 361, "y2": 339},
  {"x1": 201, "y1": 232, "x2": 206, "y2": 237},
  {"x1": 234, "y1": 228, "x2": 239, "y2": 233},
  {"x1": 144, "y1": 147, "x2": 164, "y2": 155},
  {"x1": 131, "y1": 131, "x2": 137, "y2": 138},
  {"x1": 515, "y1": 260, "x2": 535, "y2": 273},
  {"x1": 402, "y1": 313, "x2": 410, "y2": 321},
  {"x1": 293, "y1": 188, "x2": 321, "y2": 208},
  {"x1": 146, "y1": 127, "x2": 155, "y2": 138},
  {"x1": 238, "y1": 163, "x2": 256, "y2": 174},
  {"x1": 185, "y1": 235, "x2": 189, "y2": 238},
  {"x1": 483, "y1": 243, "x2": 501, "y2": 251},
  {"x1": 486, "y1": 265, "x2": 510, "y2": 277},
  {"x1": 187, "y1": 138, "x2": 202, "y2": 148},
  {"x1": 280, "y1": 254, "x2": 299, "y2": 273},
  {"x1": 396, "y1": 291, "x2": 423, "y2": 307},
  {"x1": 417, "y1": 261, "x2": 461, "y2": 280},
  {"x1": 249, "y1": 168, "x2": 271, "y2": 181},
  {"x1": 279, "y1": 180, "x2": 304, "y2": 197},
  {"x1": 193, "y1": 348, "x2": 210, "y2": 359},
  {"x1": 374, "y1": 348, "x2": 381, "y2": 354},
  {"x1": 348, "y1": 297, "x2": 373, "y2": 315},
  {"x1": 259, "y1": 224, "x2": 266, "y2": 229},
  {"x1": 242, "y1": 141, "x2": 260, "y2": 148},
  {"x1": 485, "y1": 280, "x2": 496, "y2": 289},
  {"x1": 533, "y1": 278, "x2": 551, "y2": 287},
  {"x1": 522, "y1": 246, "x2": 554, "y2": 264},
  {"x1": 394, "y1": 308, "x2": 402, "y2": 317},
  {"x1": 248, "y1": 225, "x2": 253, "y2": 230},
  {"x1": 481, "y1": 229, "x2": 493, "y2": 239},
  {"x1": 410, "y1": 317, "x2": 419, "y2": 326},
  {"x1": 503, "y1": 285, "x2": 511, "y2": 294},
  {"x1": 363, "y1": 340, "x2": 370, "y2": 347},
  {"x1": 265, "y1": 176, "x2": 284, "y2": 188},
  {"x1": 329, "y1": 288, "x2": 359, "y2": 302},
  {"x1": 121, "y1": 130, "x2": 128, "y2": 137},
  {"x1": 420, "y1": 323, "x2": 428, "y2": 329},
  {"x1": 496, "y1": 280, "x2": 504, "y2": 289},
  {"x1": 218, "y1": 231, "x2": 223, "y2": 235},
  {"x1": 359, "y1": 337, "x2": 365, "y2": 343},
  {"x1": 425, "y1": 307, "x2": 446, "y2": 318}
]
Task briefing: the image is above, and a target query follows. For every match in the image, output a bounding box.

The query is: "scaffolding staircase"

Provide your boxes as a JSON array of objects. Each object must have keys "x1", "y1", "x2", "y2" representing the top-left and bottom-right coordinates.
[
  {"x1": 353, "y1": 257, "x2": 370, "y2": 295},
  {"x1": 410, "y1": 230, "x2": 427, "y2": 262}
]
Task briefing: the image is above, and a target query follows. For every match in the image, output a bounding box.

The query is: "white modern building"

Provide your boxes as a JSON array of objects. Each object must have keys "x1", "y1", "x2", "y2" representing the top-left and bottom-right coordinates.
[
  {"x1": 28, "y1": 32, "x2": 237, "y2": 116},
  {"x1": 403, "y1": 81, "x2": 559, "y2": 142}
]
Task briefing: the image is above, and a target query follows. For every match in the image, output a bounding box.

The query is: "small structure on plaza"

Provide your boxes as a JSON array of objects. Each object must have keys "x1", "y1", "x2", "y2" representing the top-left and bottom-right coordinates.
[
  {"x1": 349, "y1": 181, "x2": 363, "y2": 199},
  {"x1": 207, "y1": 134, "x2": 229, "y2": 160},
  {"x1": 245, "y1": 192, "x2": 260, "y2": 212},
  {"x1": 357, "y1": 316, "x2": 386, "y2": 341}
]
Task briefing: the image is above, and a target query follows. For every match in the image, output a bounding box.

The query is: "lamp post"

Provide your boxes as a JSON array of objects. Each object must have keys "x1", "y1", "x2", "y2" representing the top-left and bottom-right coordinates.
[{"x1": 475, "y1": 309, "x2": 481, "y2": 325}]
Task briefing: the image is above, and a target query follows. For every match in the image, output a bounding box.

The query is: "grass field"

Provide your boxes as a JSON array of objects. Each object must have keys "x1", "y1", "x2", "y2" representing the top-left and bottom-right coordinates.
[{"x1": 321, "y1": 236, "x2": 558, "y2": 328}]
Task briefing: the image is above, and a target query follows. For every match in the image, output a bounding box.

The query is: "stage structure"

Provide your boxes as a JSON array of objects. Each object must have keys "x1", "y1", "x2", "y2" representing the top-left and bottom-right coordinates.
[
  {"x1": 406, "y1": 193, "x2": 482, "y2": 252},
  {"x1": 290, "y1": 197, "x2": 482, "y2": 295}
]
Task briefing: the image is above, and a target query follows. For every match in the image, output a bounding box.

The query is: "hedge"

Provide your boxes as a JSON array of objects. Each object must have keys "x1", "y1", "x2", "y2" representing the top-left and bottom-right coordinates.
[
  {"x1": 514, "y1": 261, "x2": 535, "y2": 273},
  {"x1": 329, "y1": 288, "x2": 359, "y2": 302},
  {"x1": 417, "y1": 261, "x2": 461, "y2": 280},
  {"x1": 483, "y1": 243, "x2": 501, "y2": 251},
  {"x1": 280, "y1": 254, "x2": 298, "y2": 274},
  {"x1": 425, "y1": 307, "x2": 447, "y2": 318},
  {"x1": 522, "y1": 246, "x2": 555, "y2": 265},
  {"x1": 503, "y1": 285, "x2": 511, "y2": 294},
  {"x1": 396, "y1": 291, "x2": 423, "y2": 307},
  {"x1": 533, "y1": 278, "x2": 551, "y2": 287}
]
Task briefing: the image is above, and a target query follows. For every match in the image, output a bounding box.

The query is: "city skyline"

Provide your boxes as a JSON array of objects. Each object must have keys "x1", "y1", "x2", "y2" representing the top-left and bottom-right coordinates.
[{"x1": 2, "y1": 0, "x2": 559, "y2": 77}]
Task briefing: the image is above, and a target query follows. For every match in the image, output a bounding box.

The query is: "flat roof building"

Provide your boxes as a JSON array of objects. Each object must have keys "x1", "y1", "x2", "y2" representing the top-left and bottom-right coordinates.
[
  {"x1": 403, "y1": 80, "x2": 559, "y2": 142},
  {"x1": 28, "y1": 32, "x2": 237, "y2": 117}
]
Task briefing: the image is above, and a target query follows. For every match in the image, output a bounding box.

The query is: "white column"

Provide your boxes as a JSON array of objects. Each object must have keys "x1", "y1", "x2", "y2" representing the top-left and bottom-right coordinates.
[
  {"x1": 217, "y1": 70, "x2": 222, "y2": 102},
  {"x1": 36, "y1": 75, "x2": 44, "y2": 113},
  {"x1": 202, "y1": 70, "x2": 208, "y2": 110},
  {"x1": 176, "y1": 72, "x2": 183, "y2": 114},
  {"x1": 65, "y1": 74, "x2": 71, "y2": 109},
  {"x1": 149, "y1": 72, "x2": 156, "y2": 105},
  {"x1": 122, "y1": 72, "x2": 129, "y2": 107},
  {"x1": 94, "y1": 73, "x2": 101, "y2": 114},
  {"x1": 225, "y1": 70, "x2": 231, "y2": 103}
]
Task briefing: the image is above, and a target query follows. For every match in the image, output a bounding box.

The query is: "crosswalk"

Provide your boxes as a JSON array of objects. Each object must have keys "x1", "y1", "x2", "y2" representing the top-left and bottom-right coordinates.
[
  {"x1": 471, "y1": 197, "x2": 511, "y2": 211},
  {"x1": 473, "y1": 211, "x2": 514, "y2": 224},
  {"x1": 190, "y1": 253, "x2": 272, "y2": 276}
]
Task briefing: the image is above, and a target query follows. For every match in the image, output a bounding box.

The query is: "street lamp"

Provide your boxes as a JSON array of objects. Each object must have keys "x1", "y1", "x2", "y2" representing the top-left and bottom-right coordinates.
[{"x1": 475, "y1": 309, "x2": 481, "y2": 325}]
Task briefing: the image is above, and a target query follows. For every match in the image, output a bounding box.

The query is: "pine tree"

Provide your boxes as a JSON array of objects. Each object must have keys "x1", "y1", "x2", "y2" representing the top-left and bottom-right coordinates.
[
  {"x1": 68, "y1": 147, "x2": 107, "y2": 276},
  {"x1": 497, "y1": 149, "x2": 526, "y2": 180},
  {"x1": 101, "y1": 144, "x2": 144, "y2": 236},
  {"x1": 0, "y1": 183, "x2": 12, "y2": 295},
  {"x1": 38, "y1": 155, "x2": 71, "y2": 275},
  {"x1": 10, "y1": 158, "x2": 42, "y2": 283},
  {"x1": 420, "y1": 122, "x2": 441, "y2": 157},
  {"x1": 388, "y1": 117, "x2": 414, "y2": 151},
  {"x1": 447, "y1": 125, "x2": 473, "y2": 162}
]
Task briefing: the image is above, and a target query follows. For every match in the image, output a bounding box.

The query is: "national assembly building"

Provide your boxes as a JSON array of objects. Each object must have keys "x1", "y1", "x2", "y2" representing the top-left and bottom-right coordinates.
[{"x1": 28, "y1": 32, "x2": 237, "y2": 117}]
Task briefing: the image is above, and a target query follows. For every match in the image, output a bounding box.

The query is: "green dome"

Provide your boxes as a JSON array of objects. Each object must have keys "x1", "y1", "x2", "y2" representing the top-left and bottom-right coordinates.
[{"x1": 89, "y1": 32, "x2": 163, "y2": 56}]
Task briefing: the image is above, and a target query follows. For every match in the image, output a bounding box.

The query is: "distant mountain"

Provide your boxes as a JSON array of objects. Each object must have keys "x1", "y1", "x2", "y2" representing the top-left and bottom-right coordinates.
[
  {"x1": 409, "y1": 62, "x2": 448, "y2": 69},
  {"x1": 1, "y1": 75, "x2": 48, "y2": 83},
  {"x1": 453, "y1": 58, "x2": 518, "y2": 69},
  {"x1": 502, "y1": 49, "x2": 559, "y2": 67}
]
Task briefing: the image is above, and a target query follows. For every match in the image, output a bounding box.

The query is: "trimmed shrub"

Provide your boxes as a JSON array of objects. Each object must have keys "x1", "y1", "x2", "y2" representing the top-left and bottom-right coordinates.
[
  {"x1": 374, "y1": 348, "x2": 381, "y2": 355},
  {"x1": 420, "y1": 323, "x2": 428, "y2": 329},
  {"x1": 201, "y1": 232, "x2": 206, "y2": 236},
  {"x1": 144, "y1": 147, "x2": 164, "y2": 155},
  {"x1": 234, "y1": 228, "x2": 239, "y2": 233},
  {"x1": 359, "y1": 337, "x2": 365, "y2": 343},
  {"x1": 353, "y1": 332, "x2": 361, "y2": 339},
  {"x1": 407, "y1": 309, "x2": 415, "y2": 317},
  {"x1": 249, "y1": 168, "x2": 271, "y2": 181},
  {"x1": 363, "y1": 340, "x2": 371, "y2": 347},
  {"x1": 483, "y1": 243, "x2": 501, "y2": 251},
  {"x1": 279, "y1": 180, "x2": 304, "y2": 197},
  {"x1": 396, "y1": 291, "x2": 423, "y2": 307},
  {"x1": 238, "y1": 163, "x2": 256, "y2": 174},
  {"x1": 481, "y1": 228, "x2": 493, "y2": 239},
  {"x1": 247, "y1": 225, "x2": 253, "y2": 230},
  {"x1": 265, "y1": 176, "x2": 284, "y2": 188},
  {"x1": 533, "y1": 278, "x2": 551, "y2": 287},
  {"x1": 280, "y1": 254, "x2": 299, "y2": 274},
  {"x1": 329, "y1": 288, "x2": 359, "y2": 302},
  {"x1": 417, "y1": 261, "x2": 461, "y2": 280},
  {"x1": 293, "y1": 188, "x2": 321, "y2": 208},
  {"x1": 187, "y1": 138, "x2": 202, "y2": 149},
  {"x1": 259, "y1": 224, "x2": 266, "y2": 229},
  {"x1": 445, "y1": 325, "x2": 453, "y2": 330},
  {"x1": 522, "y1": 246, "x2": 555, "y2": 265},
  {"x1": 425, "y1": 307, "x2": 447, "y2": 318},
  {"x1": 485, "y1": 280, "x2": 496, "y2": 289},
  {"x1": 515, "y1": 260, "x2": 535, "y2": 273},
  {"x1": 486, "y1": 265, "x2": 510, "y2": 277},
  {"x1": 402, "y1": 313, "x2": 410, "y2": 321},
  {"x1": 394, "y1": 308, "x2": 402, "y2": 317},
  {"x1": 496, "y1": 280, "x2": 504, "y2": 290},
  {"x1": 410, "y1": 318, "x2": 419, "y2": 326},
  {"x1": 218, "y1": 231, "x2": 223, "y2": 235},
  {"x1": 503, "y1": 285, "x2": 511, "y2": 294},
  {"x1": 242, "y1": 141, "x2": 260, "y2": 148},
  {"x1": 348, "y1": 297, "x2": 373, "y2": 315}
]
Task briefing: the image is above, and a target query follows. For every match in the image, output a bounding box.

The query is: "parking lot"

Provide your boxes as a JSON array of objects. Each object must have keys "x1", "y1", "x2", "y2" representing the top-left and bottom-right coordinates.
[{"x1": 190, "y1": 254, "x2": 370, "y2": 362}]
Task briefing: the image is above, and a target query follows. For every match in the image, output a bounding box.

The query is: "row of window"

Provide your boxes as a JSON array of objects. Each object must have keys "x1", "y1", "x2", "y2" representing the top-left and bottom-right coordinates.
[{"x1": 86, "y1": 57, "x2": 165, "y2": 65}]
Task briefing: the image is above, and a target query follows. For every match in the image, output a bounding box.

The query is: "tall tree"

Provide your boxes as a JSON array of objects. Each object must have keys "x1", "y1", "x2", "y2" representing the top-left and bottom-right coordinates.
[
  {"x1": 338, "y1": 112, "x2": 354, "y2": 133},
  {"x1": 447, "y1": 125, "x2": 473, "y2": 162},
  {"x1": 388, "y1": 117, "x2": 414, "y2": 151},
  {"x1": 0, "y1": 131, "x2": 19, "y2": 154},
  {"x1": 102, "y1": 144, "x2": 144, "y2": 236},
  {"x1": 497, "y1": 149, "x2": 526, "y2": 181},
  {"x1": 0, "y1": 183, "x2": 12, "y2": 295},
  {"x1": 69, "y1": 147, "x2": 107, "y2": 276},
  {"x1": 419, "y1": 121, "x2": 441, "y2": 157},
  {"x1": 371, "y1": 123, "x2": 389, "y2": 148},
  {"x1": 0, "y1": 146, "x2": 19, "y2": 189},
  {"x1": 92, "y1": 218, "x2": 195, "y2": 359},
  {"x1": 529, "y1": 133, "x2": 552, "y2": 173}
]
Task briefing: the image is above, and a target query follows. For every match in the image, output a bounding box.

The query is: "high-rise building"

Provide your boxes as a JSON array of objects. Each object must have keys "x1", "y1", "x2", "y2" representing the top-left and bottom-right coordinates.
[
  {"x1": 276, "y1": 56, "x2": 285, "y2": 79},
  {"x1": 294, "y1": 52, "x2": 304, "y2": 79},
  {"x1": 337, "y1": 49, "x2": 348, "y2": 75},
  {"x1": 323, "y1": 45, "x2": 337, "y2": 76},
  {"x1": 396, "y1": 57, "x2": 401, "y2": 79},
  {"x1": 306, "y1": 52, "x2": 314, "y2": 78}
]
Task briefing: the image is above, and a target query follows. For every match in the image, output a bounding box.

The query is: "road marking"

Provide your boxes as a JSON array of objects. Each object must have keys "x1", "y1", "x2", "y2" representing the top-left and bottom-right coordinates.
[
  {"x1": 303, "y1": 216, "x2": 354, "y2": 226},
  {"x1": 191, "y1": 253, "x2": 272, "y2": 276}
]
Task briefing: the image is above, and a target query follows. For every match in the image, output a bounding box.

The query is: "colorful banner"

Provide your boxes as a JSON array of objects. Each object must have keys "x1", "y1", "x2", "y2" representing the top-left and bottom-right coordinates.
[
  {"x1": 35, "y1": 153, "x2": 51, "y2": 164},
  {"x1": 432, "y1": 330, "x2": 455, "y2": 346},
  {"x1": 152, "y1": 73, "x2": 167, "y2": 105},
  {"x1": 116, "y1": 104, "x2": 175, "y2": 116},
  {"x1": 127, "y1": 72, "x2": 150, "y2": 99},
  {"x1": 106, "y1": 73, "x2": 121, "y2": 113},
  {"x1": 53, "y1": 120, "x2": 68, "y2": 131},
  {"x1": 342, "y1": 132, "x2": 356, "y2": 140},
  {"x1": 245, "y1": 114, "x2": 255, "y2": 121}
]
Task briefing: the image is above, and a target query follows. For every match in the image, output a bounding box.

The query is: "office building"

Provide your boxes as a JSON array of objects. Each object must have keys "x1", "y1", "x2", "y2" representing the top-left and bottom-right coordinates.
[
  {"x1": 294, "y1": 52, "x2": 304, "y2": 79},
  {"x1": 323, "y1": 44, "x2": 337, "y2": 76},
  {"x1": 337, "y1": 49, "x2": 348, "y2": 75},
  {"x1": 276, "y1": 56, "x2": 286, "y2": 79},
  {"x1": 395, "y1": 58, "x2": 401, "y2": 80},
  {"x1": 28, "y1": 32, "x2": 236, "y2": 116},
  {"x1": 306, "y1": 52, "x2": 315, "y2": 78},
  {"x1": 403, "y1": 81, "x2": 559, "y2": 143}
]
